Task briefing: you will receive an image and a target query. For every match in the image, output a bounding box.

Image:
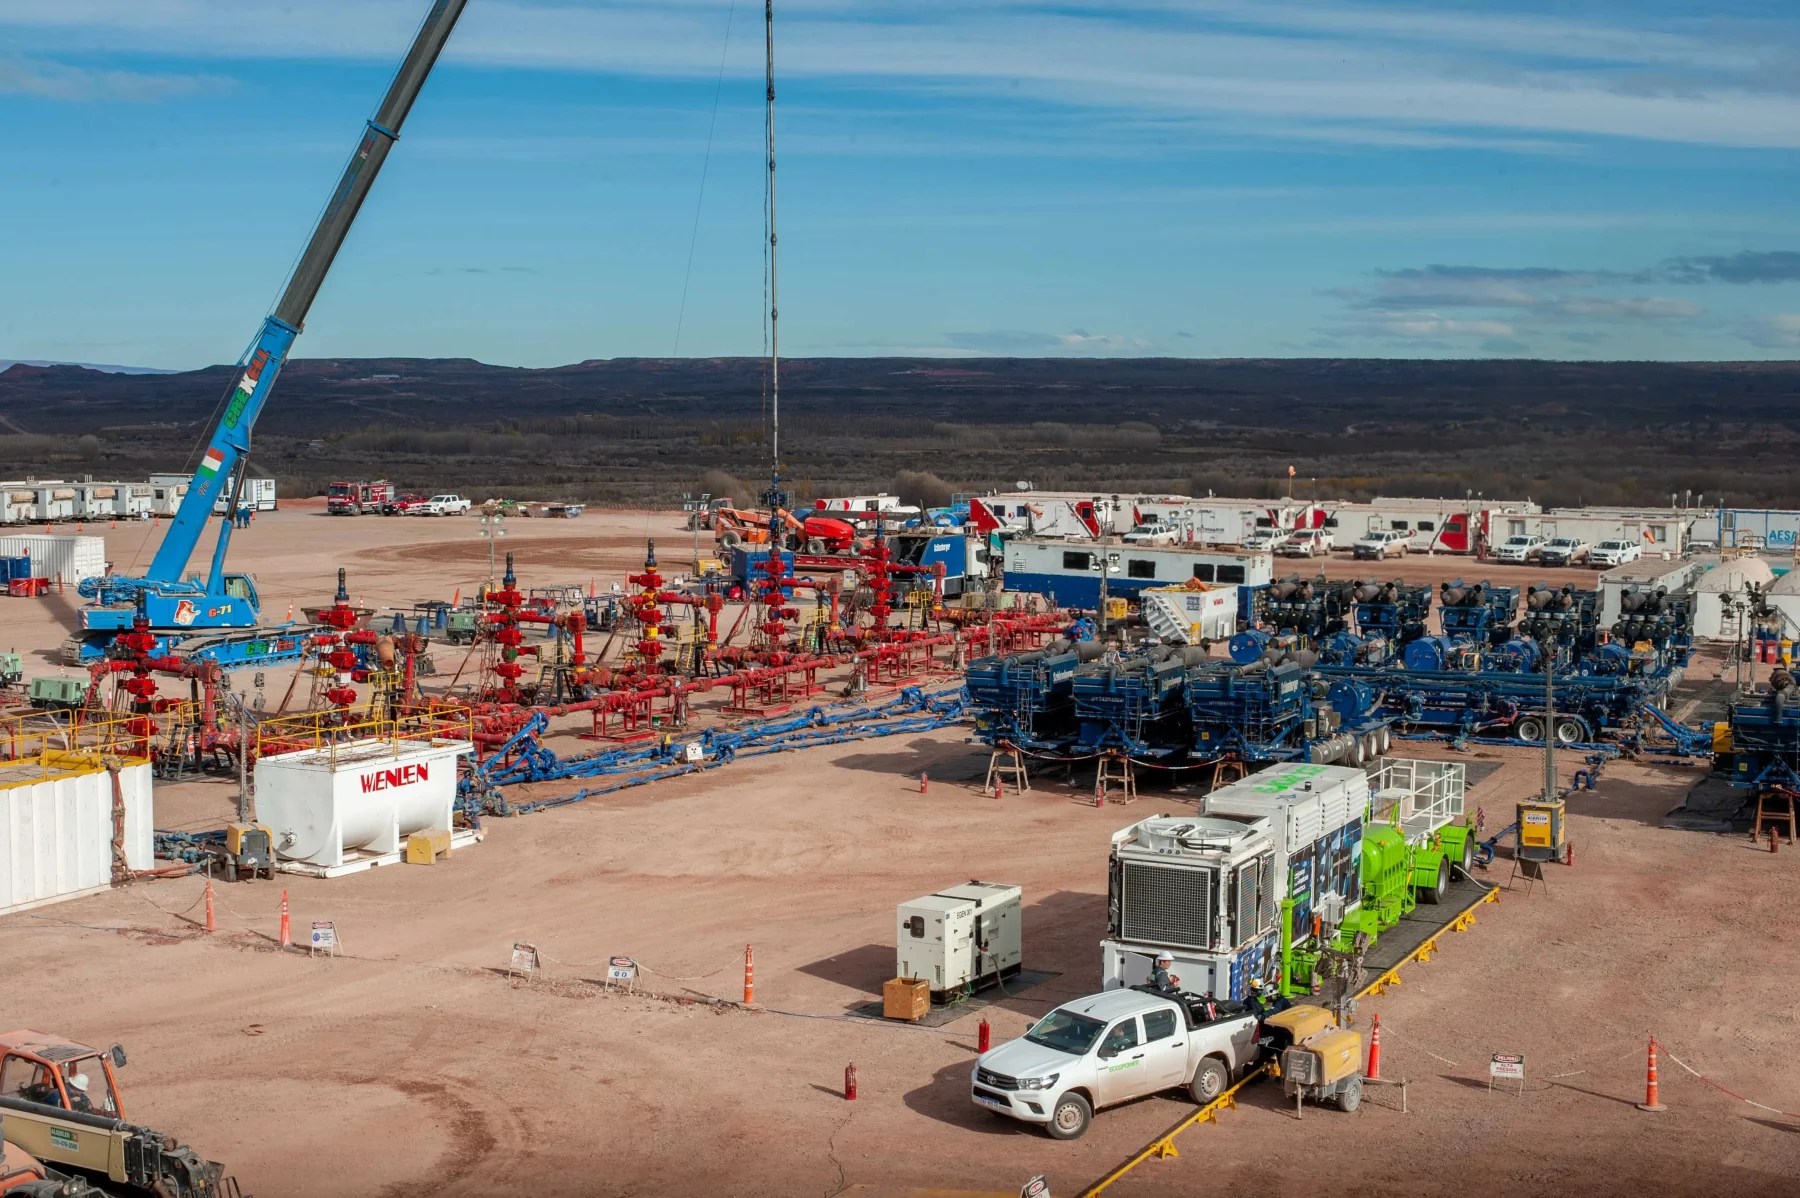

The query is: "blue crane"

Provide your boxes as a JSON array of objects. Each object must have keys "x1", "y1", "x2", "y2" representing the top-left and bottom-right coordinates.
[{"x1": 73, "y1": 0, "x2": 469, "y2": 665}]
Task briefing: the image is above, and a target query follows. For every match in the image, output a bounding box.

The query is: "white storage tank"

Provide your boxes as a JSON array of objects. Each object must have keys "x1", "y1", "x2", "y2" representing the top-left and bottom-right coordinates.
[
  {"x1": 1, "y1": 754, "x2": 153, "y2": 916},
  {"x1": 255, "y1": 737, "x2": 472, "y2": 869},
  {"x1": 1763, "y1": 567, "x2": 1800, "y2": 634},
  {"x1": 1692, "y1": 557, "x2": 1777, "y2": 639},
  {"x1": 0, "y1": 535, "x2": 108, "y2": 586}
]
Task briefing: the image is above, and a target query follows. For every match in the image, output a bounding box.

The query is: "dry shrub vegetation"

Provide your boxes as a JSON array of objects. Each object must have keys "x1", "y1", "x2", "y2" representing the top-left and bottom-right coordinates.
[{"x1": 0, "y1": 356, "x2": 1795, "y2": 510}]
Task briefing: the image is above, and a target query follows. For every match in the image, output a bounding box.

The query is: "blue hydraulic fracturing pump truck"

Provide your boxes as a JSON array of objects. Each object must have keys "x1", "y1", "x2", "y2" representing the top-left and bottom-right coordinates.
[{"x1": 72, "y1": 0, "x2": 470, "y2": 664}]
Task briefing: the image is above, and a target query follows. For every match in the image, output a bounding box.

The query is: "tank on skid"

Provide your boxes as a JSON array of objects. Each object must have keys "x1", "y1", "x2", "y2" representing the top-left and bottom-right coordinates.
[{"x1": 255, "y1": 737, "x2": 472, "y2": 868}]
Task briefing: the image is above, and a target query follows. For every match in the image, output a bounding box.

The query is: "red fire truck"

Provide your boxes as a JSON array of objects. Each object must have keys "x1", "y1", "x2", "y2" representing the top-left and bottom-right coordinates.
[{"x1": 327, "y1": 479, "x2": 397, "y2": 515}]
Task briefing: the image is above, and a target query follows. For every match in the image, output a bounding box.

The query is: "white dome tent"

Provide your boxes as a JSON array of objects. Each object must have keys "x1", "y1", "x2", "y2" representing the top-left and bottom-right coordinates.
[
  {"x1": 1762, "y1": 565, "x2": 1800, "y2": 637},
  {"x1": 1691, "y1": 557, "x2": 1777, "y2": 640}
]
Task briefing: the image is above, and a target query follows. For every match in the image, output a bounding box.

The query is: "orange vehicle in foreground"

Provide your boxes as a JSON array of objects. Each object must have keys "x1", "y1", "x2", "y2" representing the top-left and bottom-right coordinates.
[{"x1": 0, "y1": 1031, "x2": 239, "y2": 1197}]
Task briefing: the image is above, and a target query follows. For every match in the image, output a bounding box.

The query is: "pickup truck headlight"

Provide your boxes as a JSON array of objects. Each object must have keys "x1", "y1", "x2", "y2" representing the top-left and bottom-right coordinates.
[{"x1": 1018, "y1": 1074, "x2": 1059, "y2": 1090}]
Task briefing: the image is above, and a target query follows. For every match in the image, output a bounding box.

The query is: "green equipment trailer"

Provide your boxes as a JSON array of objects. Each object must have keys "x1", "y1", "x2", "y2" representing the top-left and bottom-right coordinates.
[{"x1": 1281, "y1": 759, "x2": 1473, "y2": 995}]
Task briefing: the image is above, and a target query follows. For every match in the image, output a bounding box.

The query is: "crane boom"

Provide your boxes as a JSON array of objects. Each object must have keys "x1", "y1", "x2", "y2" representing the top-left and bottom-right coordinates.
[{"x1": 146, "y1": 0, "x2": 468, "y2": 586}]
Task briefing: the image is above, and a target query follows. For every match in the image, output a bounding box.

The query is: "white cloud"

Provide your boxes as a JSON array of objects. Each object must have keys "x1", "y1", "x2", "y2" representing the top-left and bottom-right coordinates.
[
  {"x1": 1549, "y1": 296, "x2": 1702, "y2": 320},
  {"x1": 940, "y1": 329, "x2": 1153, "y2": 354},
  {"x1": 1375, "y1": 315, "x2": 1516, "y2": 339},
  {"x1": 3, "y1": 1, "x2": 1799, "y2": 149},
  {"x1": 0, "y1": 55, "x2": 227, "y2": 101},
  {"x1": 1743, "y1": 313, "x2": 1800, "y2": 349}
]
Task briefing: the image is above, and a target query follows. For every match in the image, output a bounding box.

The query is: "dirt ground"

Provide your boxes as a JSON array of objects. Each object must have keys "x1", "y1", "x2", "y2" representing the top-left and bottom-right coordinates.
[{"x1": 5, "y1": 510, "x2": 1800, "y2": 1197}]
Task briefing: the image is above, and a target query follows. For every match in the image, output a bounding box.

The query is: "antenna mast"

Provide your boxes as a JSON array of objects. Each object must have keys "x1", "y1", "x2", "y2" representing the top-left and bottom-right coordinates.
[{"x1": 763, "y1": 0, "x2": 783, "y2": 509}]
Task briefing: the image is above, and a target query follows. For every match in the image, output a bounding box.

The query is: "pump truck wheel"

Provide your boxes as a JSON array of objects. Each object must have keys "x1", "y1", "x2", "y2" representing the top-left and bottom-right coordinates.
[
  {"x1": 1337, "y1": 1074, "x2": 1364, "y2": 1112},
  {"x1": 1046, "y1": 1092, "x2": 1092, "y2": 1140},
  {"x1": 1189, "y1": 1057, "x2": 1228, "y2": 1105},
  {"x1": 1420, "y1": 857, "x2": 1449, "y2": 904},
  {"x1": 1515, "y1": 715, "x2": 1546, "y2": 743}
]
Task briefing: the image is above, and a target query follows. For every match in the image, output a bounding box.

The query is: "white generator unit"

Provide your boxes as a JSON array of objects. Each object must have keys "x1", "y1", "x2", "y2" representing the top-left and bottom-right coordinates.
[
  {"x1": 254, "y1": 736, "x2": 471, "y2": 872},
  {"x1": 1101, "y1": 814, "x2": 1281, "y2": 1001},
  {"x1": 896, "y1": 880, "x2": 1022, "y2": 1000}
]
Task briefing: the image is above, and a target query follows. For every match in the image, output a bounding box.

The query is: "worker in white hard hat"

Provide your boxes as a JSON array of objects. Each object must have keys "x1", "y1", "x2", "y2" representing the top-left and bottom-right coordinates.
[
  {"x1": 1149, "y1": 951, "x2": 1180, "y2": 995},
  {"x1": 63, "y1": 1070, "x2": 94, "y2": 1114}
]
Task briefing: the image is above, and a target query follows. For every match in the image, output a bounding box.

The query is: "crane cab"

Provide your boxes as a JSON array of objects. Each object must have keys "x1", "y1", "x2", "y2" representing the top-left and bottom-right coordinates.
[{"x1": 220, "y1": 573, "x2": 259, "y2": 607}]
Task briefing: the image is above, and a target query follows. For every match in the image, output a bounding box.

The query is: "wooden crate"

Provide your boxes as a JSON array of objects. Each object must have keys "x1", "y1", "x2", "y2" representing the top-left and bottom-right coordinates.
[{"x1": 883, "y1": 976, "x2": 930, "y2": 1021}]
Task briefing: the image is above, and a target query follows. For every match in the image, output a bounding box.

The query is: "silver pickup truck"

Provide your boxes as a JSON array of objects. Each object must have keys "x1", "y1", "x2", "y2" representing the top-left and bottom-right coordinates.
[{"x1": 971, "y1": 986, "x2": 1263, "y2": 1140}]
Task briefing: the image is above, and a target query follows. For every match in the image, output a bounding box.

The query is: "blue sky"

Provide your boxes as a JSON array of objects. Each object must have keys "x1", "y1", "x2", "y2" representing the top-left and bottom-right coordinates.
[{"x1": 2, "y1": 0, "x2": 1798, "y2": 367}]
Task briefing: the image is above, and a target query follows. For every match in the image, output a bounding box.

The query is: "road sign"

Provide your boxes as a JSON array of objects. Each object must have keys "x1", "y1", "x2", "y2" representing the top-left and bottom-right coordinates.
[
  {"x1": 1020, "y1": 1177, "x2": 1050, "y2": 1198},
  {"x1": 607, "y1": 955, "x2": 639, "y2": 984}
]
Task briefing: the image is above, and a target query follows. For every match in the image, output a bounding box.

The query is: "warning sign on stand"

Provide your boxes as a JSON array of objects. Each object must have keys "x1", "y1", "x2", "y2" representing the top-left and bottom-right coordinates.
[
  {"x1": 1489, "y1": 1052, "x2": 1526, "y2": 1095},
  {"x1": 509, "y1": 942, "x2": 540, "y2": 979},
  {"x1": 606, "y1": 956, "x2": 639, "y2": 989},
  {"x1": 309, "y1": 921, "x2": 338, "y2": 957}
]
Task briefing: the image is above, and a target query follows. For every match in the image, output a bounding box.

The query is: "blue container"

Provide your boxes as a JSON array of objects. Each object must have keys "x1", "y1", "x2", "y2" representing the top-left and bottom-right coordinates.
[
  {"x1": 730, "y1": 547, "x2": 797, "y2": 590},
  {"x1": 0, "y1": 555, "x2": 28, "y2": 584}
]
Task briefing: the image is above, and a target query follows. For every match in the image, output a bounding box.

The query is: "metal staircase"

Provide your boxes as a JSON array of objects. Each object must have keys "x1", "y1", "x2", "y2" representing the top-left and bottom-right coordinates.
[{"x1": 1141, "y1": 589, "x2": 1196, "y2": 644}]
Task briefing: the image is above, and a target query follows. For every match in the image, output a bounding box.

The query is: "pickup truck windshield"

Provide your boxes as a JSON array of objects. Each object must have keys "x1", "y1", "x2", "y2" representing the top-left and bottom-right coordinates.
[{"x1": 1025, "y1": 1010, "x2": 1107, "y2": 1054}]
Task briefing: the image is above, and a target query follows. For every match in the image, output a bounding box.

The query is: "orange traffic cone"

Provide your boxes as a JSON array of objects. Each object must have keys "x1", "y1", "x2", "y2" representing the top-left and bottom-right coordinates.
[
  {"x1": 1366, "y1": 1013, "x2": 1382, "y2": 1080},
  {"x1": 279, "y1": 889, "x2": 291, "y2": 948},
  {"x1": 743, "y1": 944, "x2": 755, "y2": 1004},
  {"x1": 204, "y1": 879, "x2": 216, "y2": 934},
  {"x1": 1637, "y1": 1036, "x2": 1666, "y2": 1112}
]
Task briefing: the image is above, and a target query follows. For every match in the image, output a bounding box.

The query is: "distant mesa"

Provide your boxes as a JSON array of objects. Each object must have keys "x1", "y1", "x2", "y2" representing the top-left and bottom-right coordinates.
[{"x1": 0, "y1": 359, "x2": 178, "y2": 376}]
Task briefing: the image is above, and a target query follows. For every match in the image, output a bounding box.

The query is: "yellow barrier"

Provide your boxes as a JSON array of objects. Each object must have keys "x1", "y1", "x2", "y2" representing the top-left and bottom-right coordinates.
[
  {"x1": 254, "y1": 703, "x2": 474, "y2": 763},
  {"x1": 1080, "y1": 1065, "x2": 1269, "y2": 1196},
  {"x1": 0, "y1": 704, "x2": 200, "y2": 766},
  {"x1": 1079, "y1": 883, "x2": 1501, "y2": 1197}
]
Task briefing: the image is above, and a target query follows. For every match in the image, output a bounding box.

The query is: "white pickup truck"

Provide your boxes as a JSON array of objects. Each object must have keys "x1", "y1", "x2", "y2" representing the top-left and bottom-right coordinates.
[
  {"x1": 971, "y1": 986, "x2": 1261, "y2": 1139},
  {"x1": 417, "y1": 494, "x2": 471, "y2": 516}
]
